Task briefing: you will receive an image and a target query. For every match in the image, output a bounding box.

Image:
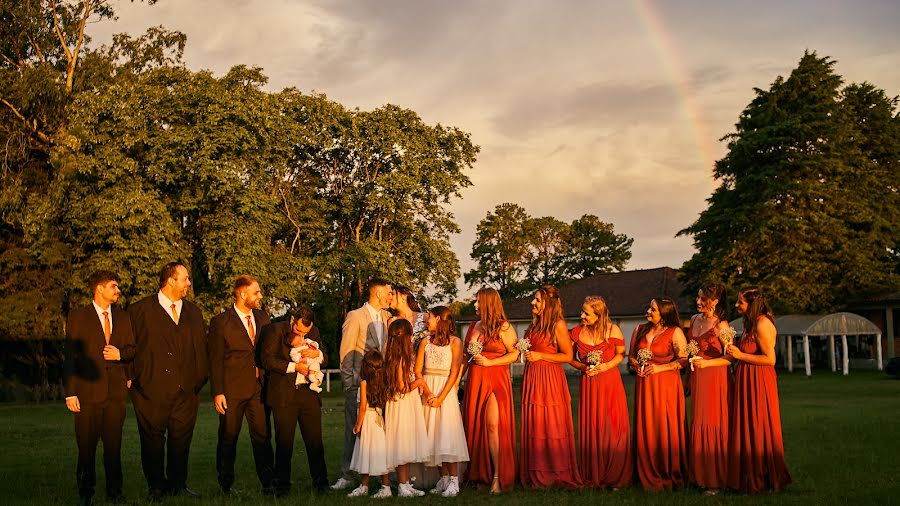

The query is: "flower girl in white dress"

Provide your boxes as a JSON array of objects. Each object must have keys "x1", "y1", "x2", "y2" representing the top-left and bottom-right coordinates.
[
  {"x1": 347, "y1": 350, "x2": 392, "y2": 498},
  {"x1": 415, "y1": 306, "x2": 469, "y2": 497},
  {"x1": 384, "y1": 319, "x2": 430, "y2": 497}
]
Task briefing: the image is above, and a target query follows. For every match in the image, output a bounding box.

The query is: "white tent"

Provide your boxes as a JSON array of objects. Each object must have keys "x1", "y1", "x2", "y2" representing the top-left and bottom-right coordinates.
[{"x1": 729, "y1": 313, "x2": 882, "y2": 377}]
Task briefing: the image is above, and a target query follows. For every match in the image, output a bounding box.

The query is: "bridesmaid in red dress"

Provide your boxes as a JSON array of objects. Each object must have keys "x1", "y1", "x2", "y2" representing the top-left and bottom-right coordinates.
[
  {"x1": 461, "y1": 288, "x2": 519, "y2": 494},
  {"x1": 686, "y1": 282, "x2": 733, "y2": 495},
  {"x1": 628, "y1": 297, "x2": 688, "y2": 491},
  {"x1": 520, "y1": 285, "x2": 581, "y2": 489},
  {"x1": 568, "y1": 296, "x2": 632, "y2": 489},
  {"x1": 725, "y1": 287, "x2": 791, "y2": 494}
]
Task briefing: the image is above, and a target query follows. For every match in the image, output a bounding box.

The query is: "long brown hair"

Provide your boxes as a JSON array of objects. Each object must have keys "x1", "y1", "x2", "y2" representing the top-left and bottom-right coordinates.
[
  {"x1": 527, "y1": 285, "x2": 565, "y2": 345},
  {"x1": 384, "y1": 319, "x2": 415, "y2": 400},
  {"x1": 393, "y1": 285, "x2": 422, "y2": 312},
  {"x1": 360, "y1": 350, "x2": 388, "y2": 411},
  {"x1": 739, "y1": 286, "x2": 774, "y2": 338},
  {"x1": 700, "y1": 281, "x2": 728, "y2": 321},
  {"x1": 476, "y1": 287, "x2": 509, "y2": 343},
  {"x1": 582, "y1": 296, "x2": 611, "y2": 342},
  {"x1": 429, "y1": 306, "x2": 455, "y2": 347},
  {"x1": 635, "y1": 297, "x2": 682, "y2": 343}
]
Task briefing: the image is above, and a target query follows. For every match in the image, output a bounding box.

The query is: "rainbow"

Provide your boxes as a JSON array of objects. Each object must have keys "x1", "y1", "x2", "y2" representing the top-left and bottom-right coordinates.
[{"x1": 631, "y1": 0, "x2": 718, "y2": 173}]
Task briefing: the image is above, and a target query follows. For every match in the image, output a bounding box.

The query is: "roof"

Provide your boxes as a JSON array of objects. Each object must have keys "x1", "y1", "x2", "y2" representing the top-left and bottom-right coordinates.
[
  {"x1": 729, "y1": 312, "x2": 881, "y2": 336},
  {"x1": 463, "y1": 267, "x2": 692, "y2": 322}
]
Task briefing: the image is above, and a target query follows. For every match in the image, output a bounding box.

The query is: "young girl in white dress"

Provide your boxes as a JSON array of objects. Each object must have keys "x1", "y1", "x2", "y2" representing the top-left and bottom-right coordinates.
[
  {"x1": 415, "y1": 306, "x2": 469, "y2": 497},
  {"x1": 347, "y1": 350, "x2": 392, "y2": 498},
  {"x1": 384, "y1": 319, "x2": 430, "y2": 497}
]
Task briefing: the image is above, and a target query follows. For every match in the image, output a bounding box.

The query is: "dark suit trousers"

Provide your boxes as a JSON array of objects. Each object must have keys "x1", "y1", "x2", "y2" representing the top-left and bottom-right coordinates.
[
  {"x1": 271, "y1": 388, "x2": 328, "y2": 492},
  {"x1": 216, "y1": 393, "x2": 275, "y2": 490},
  {"x1": 131, "y1": 389, "x2": 199, "y2": 493},
  {"x1": 74, "y1": 399, "x2": 126, "y2": 498}
]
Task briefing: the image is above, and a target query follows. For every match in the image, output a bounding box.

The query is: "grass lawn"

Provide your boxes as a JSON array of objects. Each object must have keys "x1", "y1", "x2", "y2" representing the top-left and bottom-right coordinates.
[{"x1": 0, "y1": 370, "x2": 897, "y2": 505}]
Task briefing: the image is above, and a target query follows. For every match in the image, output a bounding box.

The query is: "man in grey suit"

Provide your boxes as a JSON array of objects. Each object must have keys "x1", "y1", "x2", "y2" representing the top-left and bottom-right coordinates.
[{"x1": 331, "y1": 278, "x2": 393, "y2": 490}]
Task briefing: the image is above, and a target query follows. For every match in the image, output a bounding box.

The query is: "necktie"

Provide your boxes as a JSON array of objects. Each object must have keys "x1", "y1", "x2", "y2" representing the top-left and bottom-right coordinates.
[
  {"x1": 102, "y1": 311, "x2": 111, "y2": 344},
  {"x1": 170, "y1": 303, "x2": 179, "y2": 324},
  {"x1": 246, "y1": 315, "x2": 256, "y2": 344},
  {"x1": 246, "y1": 314, "x2": 259, "y2": 378}
]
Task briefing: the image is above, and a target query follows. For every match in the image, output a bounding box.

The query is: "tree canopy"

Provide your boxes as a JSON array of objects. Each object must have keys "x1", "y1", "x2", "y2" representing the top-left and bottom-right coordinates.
[
  {"x1": 678, "y1": 51, "x2": 900, "y2": 313},
  {"x1": 465, "y1": 203, "x2": 632, "y2": 299}
]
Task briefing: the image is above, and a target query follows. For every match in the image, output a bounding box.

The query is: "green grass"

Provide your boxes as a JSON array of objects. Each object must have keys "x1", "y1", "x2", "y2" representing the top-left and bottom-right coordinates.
[{"x1": 0, "y1": 371, "x2": 897, "y2": 505}]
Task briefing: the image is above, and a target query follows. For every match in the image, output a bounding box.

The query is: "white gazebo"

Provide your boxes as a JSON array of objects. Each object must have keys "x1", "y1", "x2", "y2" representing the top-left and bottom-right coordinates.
[{"x1": 729, "y1": 313, "x2": 883, "y2": 377}]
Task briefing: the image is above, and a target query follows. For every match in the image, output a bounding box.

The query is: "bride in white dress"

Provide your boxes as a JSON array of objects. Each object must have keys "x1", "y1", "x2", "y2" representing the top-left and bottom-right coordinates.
[{"x1": 415, "y1": 306, "x2": 469, "y2": 497}]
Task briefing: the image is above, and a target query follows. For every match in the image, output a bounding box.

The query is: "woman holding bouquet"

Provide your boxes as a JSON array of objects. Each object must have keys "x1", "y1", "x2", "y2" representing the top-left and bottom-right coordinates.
[
  {"x1": 725, "y1": 287, "x2": 791, "y2": 494},
  {"x1": 520, "y1": 285, "x2": 581, "y2": 489},
  {"x1": 568, "y1": 296, "x2": 632, "y2": 489},
  {"x1": 461, "y1": 288, "x2": 519, "y2": 493},
  {"x1": 686, "y1": 282, "x2": 733, "y2": 495},
  {"x1": 628, "y1": 297, "x2": 688, "y2": 491}
]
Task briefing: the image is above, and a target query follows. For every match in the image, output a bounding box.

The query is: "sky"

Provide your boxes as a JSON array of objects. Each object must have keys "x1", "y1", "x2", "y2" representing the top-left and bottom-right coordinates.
[{"x1": 92, "y1": 0, "x2": 900, "y2": 296}]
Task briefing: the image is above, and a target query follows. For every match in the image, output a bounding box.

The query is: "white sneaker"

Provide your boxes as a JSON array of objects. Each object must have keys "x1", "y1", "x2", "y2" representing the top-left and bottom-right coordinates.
[
  {"x1": 372, "y1": 485, "x2": 393, "y2": 499},
  {"x1": 398, "y1": 482, "x2": 425, "y2": 498},
  {"x1": 441, "y1": 477, "x2": 460, "y2": 497},
  {"x1": 331, "y1": 477, "x2": 355, "y2": 490},
  {"x1": 429, "y1": 476, "x2": 448, "y2": 495},
  {"x1": 347, "y1": 485, "x2": 368, "y2": 497}
]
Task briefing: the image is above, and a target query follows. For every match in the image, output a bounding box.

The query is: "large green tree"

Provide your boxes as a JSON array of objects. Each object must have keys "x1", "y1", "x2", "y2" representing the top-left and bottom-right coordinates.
[
  {"x1": 678, "y1": 51, "x2": 900, "y2": 313},
  {"x1": 466, "y1": 204, "x2": 633, "y2": 299}
]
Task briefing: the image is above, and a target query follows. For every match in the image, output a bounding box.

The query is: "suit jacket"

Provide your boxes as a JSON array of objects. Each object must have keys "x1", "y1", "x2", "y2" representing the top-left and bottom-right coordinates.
[
  {"x1": 63, "y1": 304, "x2": 136, "y2": 403},
  {"x1": 208, "y1": 306, "x2": 271, "y2": 400},
  {"x1": 338, "y1": 305, "x2": 390, "y2": 391},
  {"x1": 260, "y1": 321, "x2": 326, "y2": 407},
  {"x1": 128, "y1": 295, "x2": 208, "y2": 399}
]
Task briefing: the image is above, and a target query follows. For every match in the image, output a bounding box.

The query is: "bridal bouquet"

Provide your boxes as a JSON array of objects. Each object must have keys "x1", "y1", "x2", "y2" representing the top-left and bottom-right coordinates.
[
  {"x1": 637, "y1": 348, "x2": 653, "y2": 374},
  {"x1": 412, "y1": 329, "x2": 430, "y2": 350},
  {"x1": 686, "y1": 339, "x2": 700, "y2": 371},
  {"x1": 515, "y1": 338, "x2": 531, "y2": 363},
  {"x1": 467, "y1": 339, "x2": 484, "y2": 362},
  {"x1": 585, "y1": 350, "x2": 603, "y2": 371}
]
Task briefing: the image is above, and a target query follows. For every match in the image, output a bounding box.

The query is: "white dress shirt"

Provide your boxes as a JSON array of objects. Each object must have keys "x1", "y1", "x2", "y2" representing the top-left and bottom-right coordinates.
[
  {"x1": 92, "y1": 300, "x2": 113, "y2": 334},
  {"x1": 364, "y1": 302, "x2": 385, "y2": 347},
  {"x1": 158, "y1": 291, "x2": 183, "y2": 323}
]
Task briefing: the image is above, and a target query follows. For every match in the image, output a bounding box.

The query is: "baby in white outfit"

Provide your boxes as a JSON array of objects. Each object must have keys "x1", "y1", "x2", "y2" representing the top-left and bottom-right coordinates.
[{"x1": 289, "y1": 333, "x2": 325, "y2": 393}]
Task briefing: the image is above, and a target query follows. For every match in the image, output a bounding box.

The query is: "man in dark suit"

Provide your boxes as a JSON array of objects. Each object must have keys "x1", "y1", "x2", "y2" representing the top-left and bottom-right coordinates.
[
  {"x1": 259, "y1": 308, "x2": 329, "y2": 495},
  {"x1": 128, "y1": 262, "x2": 208, "y2": 500},
  {"x1": 208, "y1": 275, "x2": 275, "y2": 494},
  {"x1": 64, "y1": 270, "x2": 136, "y2": 506}
]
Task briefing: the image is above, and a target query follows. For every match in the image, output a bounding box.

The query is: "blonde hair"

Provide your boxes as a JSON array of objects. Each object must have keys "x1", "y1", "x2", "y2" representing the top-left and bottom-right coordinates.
[{"x1": 582, "y1": 296, "x2": 611, "y2": 342}]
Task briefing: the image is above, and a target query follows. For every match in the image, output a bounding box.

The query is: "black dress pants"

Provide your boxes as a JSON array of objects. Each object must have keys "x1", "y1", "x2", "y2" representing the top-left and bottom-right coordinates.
[
  {"x1": 216, "y1": 393, "x2": 275, "y2": 490},
  {"x1": 271, "y1": 387, "x2": 328, "y2": 493},
  {"x1": 131, "y1": 388, "x2": 199, "y2": 495},
  {"x1": 74, "y1": 399, "x2": 126, "y2": 499}
]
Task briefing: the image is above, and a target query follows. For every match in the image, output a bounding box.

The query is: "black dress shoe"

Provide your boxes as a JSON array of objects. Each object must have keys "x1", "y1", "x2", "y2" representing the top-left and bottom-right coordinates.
[
  {"x1": 78, "y1": 496, "x2": 92, "y2": 506},
  {"x1": 147, "y1": 489, "x2": 166, "y2": 503},
  {"x1": 106, "y1": 492, "x2": 127, "y2": 504}
]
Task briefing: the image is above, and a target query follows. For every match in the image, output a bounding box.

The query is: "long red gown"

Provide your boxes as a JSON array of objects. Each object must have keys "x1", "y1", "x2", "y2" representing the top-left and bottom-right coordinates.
[
  {"x1": 687, "y1": 317, "x2": 732, "y2": 489},
  {"x1": 727, "y1": 324, "x2": 791, "y2": 493},
  {"x1": 519, "y1": 329, "x2": 581, "y2": 489},
  {"x1": 462, "y1": 326, "x2": 517, "y2": 491},
  {"x1": 630, "y1": 325, "x2": 687, "y2": 491},
  {"x1": 571, "y1": 325, "x2": 632, "y2": 489}
]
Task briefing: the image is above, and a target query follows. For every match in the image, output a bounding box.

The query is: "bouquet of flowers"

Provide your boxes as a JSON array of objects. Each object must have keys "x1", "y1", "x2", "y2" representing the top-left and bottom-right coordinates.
[
  {"x1": 718, "y1": 326, "x2": 737, "y2": 347},
  {"x1": 467, "y1": 339, "x2": 484, "y2": 362},
  {"x1": 514, "y1": 338, "x2": 531, "y2": 363},
  {"x1": 585, "y1": 350, "x2": 603, "y2": 371},
  {"x1": 637, "y1": 347, "x2": 653, "y2": 374},
  {"x1": 686, "y1": 339, "x2": 700, "y2": 371}
]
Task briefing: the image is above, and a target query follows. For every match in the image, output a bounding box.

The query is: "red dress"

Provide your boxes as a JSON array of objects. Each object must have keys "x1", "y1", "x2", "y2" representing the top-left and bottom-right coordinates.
[
  {"x1": 687, "y1": 317, "x2": 732, "y2": 489},
  {"x1": 727, "y1": 326, "x2": 791, "y2": 493},
  {"x1": 462, "y1": 327, "x2": 517, "y2": 491},
  {"x1": 630, "y1": 325, "x2": 687, "y2": 491},
  {"x1": 571, "y1": 326, "x2": 632, "y2": 489},
  {"x1": 519, "y1": 330, "x2": 581, "y2": 489}
]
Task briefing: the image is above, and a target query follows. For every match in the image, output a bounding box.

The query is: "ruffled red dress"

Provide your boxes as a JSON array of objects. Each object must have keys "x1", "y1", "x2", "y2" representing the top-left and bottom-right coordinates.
[
  {"x1": 687, "y1": 318, "x2": 732, "y2": 489},
  {"x1": 630, "y1": 325, "x2": 688, "y2": 491},
  {"x1": 519, "y1": 329, "x2": 582, "y2": 489},
  {"x1": 571, "y1": 325, "x2": 632, "y2": 488},
  {"x1": 727, "y1": 324, "x2": 791, "y2": 493}
]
